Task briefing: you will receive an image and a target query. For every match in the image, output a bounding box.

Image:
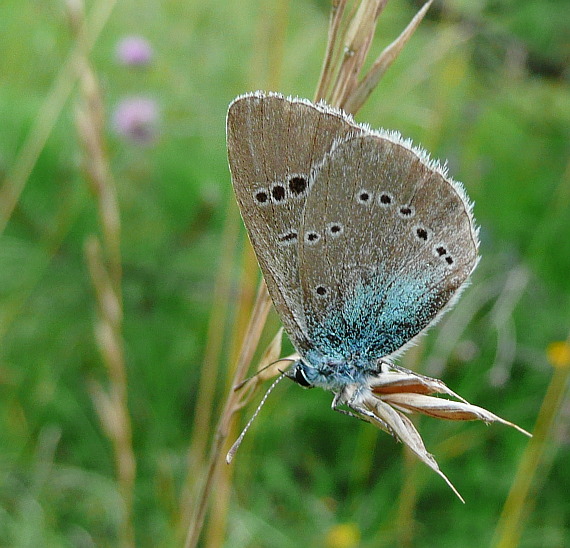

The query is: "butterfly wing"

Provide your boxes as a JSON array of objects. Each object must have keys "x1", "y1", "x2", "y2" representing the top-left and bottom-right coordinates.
[
  {"x1": 227, "y1": 92, "x2": 363, "y2": 351},
  {"x1": 298, "y1": 133, "x2": 479, "y2": 361}
]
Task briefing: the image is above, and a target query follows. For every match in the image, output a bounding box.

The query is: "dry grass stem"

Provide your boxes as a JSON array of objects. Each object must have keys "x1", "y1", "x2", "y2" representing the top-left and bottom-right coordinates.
[
  {"x1": 314, "y1": 0, "x2": 349, "y2": 102},
  {"x1": 72, "y1": 2, "x2": 135, "y2": 545},
  {"x1": 84, "y1": 237, "x2": 135, "y2": 548},
  {"x1": 492, "y1": 337, "x2": 570, "y2": 548},
  {"x1": 184, "y1": 1, "x2": 437, "y2": 545},
  {"x1": 183, "y1": 281, "x2": 272, "y2": 548},
  {"x1": 177, "y1": 202, "x2": 241, "y2": 539},
  {"x1": 329, "y1": 0, "x2": 386, "y2": 108},
  {"x1": 0, "y1": 0, "x2": 118, "y2": 236},
  {"x1": 185, "y1": 201, "x2": 240, "y2": 471},
  {"x1": 203, "y1": 236, "x2": 265, "y2": 543},
  {"x1": 345, "y1": 0, "x2": 433, "y2": 113}
]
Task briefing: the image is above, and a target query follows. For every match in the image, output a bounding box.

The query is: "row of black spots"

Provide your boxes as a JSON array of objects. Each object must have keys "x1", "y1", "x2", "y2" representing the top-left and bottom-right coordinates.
[
  {"x1": 356, "y1": 189, "x2": 393, "y2": 206},
  {"x1": 253, "y1": 175, "x2": 310, "y2": 205},
  {"x1": 304, "y1": 222, "x2": 345, "y2": 246},
  {"x1": 355, "y1": 189, "x2": 415, "y2": 218},
  {"x1": 406, "y1": 221, "x2": 454, "y2": 266},
  {"x1": 434, "y1": 244, "x2": 454, "y2": 265}
]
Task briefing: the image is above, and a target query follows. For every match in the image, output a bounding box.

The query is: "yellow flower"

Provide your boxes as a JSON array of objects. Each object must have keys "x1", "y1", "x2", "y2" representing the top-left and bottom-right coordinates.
[
  {"x1": 547, "y1": 341, "x2": 570, "y2": 369},
  {"x1": 325, "y1": 523, "x2": 361, "y2": 548}
]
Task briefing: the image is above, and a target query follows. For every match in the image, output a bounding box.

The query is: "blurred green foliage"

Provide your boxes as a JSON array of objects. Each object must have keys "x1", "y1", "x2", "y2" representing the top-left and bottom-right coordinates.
[{"x1": 0, "y1": 0, "x2": 569, "y2": 546}]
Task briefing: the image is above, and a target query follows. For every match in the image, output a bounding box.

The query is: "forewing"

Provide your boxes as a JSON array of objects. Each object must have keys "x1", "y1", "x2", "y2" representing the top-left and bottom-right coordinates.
[
  {"x1": 298, "y1": 134, "x2": 479, "y2": 360},
  {"x1": 227, "y1": 92, "x2": 362, "y2": 351}
]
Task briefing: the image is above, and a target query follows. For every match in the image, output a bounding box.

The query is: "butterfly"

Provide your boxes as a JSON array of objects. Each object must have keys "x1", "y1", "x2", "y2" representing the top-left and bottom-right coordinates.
[{"x1": 226, "y1": 91, "x2": 528, "y2": 499}]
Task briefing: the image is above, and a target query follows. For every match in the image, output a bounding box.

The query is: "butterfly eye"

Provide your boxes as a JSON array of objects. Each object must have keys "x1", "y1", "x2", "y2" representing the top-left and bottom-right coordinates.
[{"x1": 292, "y1": 366, "x2": 313, "y2": 388}]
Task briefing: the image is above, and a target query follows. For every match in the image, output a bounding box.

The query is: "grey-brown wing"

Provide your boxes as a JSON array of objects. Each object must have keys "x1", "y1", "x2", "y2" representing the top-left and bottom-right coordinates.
[
  {"x1": 226, "y1": 92, "x2": 363, "y2": 352},
  {"x1": 298, "y1": 133, "x2": 479, "y2": 360}
]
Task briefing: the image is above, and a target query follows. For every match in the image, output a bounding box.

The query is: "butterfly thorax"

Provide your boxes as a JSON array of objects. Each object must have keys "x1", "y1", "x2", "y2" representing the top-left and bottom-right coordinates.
[{"x1": 290, "y1": 353, "x2": 379, "y2": 393}]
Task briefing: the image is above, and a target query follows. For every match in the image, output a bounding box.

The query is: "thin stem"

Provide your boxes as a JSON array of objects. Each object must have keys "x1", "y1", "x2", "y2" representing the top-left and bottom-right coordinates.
[
  {"x1": 183, "y1": 281, "x2": 272, "y2": 548},
  {"x1": 329, "y1": 0, "x2": 386, "y2": 109},
  {"x1": 71, "y1": 2, "x2": 134, "y2": 545},
  {"x1": 85, "y1": 240, "x2": 135, "y2": 548},
  {"x1": 492, "y1": 342, "x2": 570, "y2": 548},
  {"x1": 314, "y1": 0, "x2": 349, "y2": 102},
  {"x1": 184, "y1": 200, "x2": 240, "y2": 478},
  {"x1": 344, "y1": 0, "x2": 433, "y2": 114},
  {"x1": 0, "y1": 0, "x2": 119, "y2": 236},
  {"x1": 204, "y1": 243, "x2": 260, "y2": 547}
]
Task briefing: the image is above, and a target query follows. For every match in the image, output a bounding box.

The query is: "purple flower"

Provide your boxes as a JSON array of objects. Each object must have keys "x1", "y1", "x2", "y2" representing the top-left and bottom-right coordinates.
[
  {"x1": 112, "y1": 97, "x2": 159, "y2": 145},
  {"x1": 116, "y1": 36, "x2": 153, "y2": 67}
]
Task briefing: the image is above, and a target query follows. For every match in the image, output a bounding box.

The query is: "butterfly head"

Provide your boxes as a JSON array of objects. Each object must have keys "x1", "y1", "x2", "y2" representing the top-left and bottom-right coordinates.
[{"x1": 285, "y1": 361, "x2": 314, "y2": 389}]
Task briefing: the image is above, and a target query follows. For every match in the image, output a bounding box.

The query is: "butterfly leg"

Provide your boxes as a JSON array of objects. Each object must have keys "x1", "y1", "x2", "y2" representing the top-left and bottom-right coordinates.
[
  {"x1": 346, "y1": 387, "x2": 397, "y2": 435},
  {"x1": 331, "y1": 388, "x2": 393, "y2": 435},
  {"x1": 331, "y1": 391, "x2": 369, "y2": 422},
  {"x1": 347, "y1": 402, "x2": 394, "y2": 436}
]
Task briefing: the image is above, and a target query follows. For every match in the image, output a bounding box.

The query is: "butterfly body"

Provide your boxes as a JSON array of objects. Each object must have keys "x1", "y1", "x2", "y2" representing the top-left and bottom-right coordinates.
[{"x1": 291, "y1": 352, "x2": 378, "y2": 392}]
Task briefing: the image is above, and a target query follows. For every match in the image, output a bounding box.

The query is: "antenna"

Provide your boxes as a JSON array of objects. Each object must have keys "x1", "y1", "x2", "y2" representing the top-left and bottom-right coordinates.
[
  {"x1": 226, "y1": 372, "x2": 287, "y2": 463},
  {"x1": 233, "y1": 357, "x2": 296, "y2": 391}
]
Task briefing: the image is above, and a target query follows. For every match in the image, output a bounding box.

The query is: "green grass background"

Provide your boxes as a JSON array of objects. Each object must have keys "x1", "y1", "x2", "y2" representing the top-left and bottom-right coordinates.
[{"x1": 1, "y1": 0, "x2": 569, "y2": 546}]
